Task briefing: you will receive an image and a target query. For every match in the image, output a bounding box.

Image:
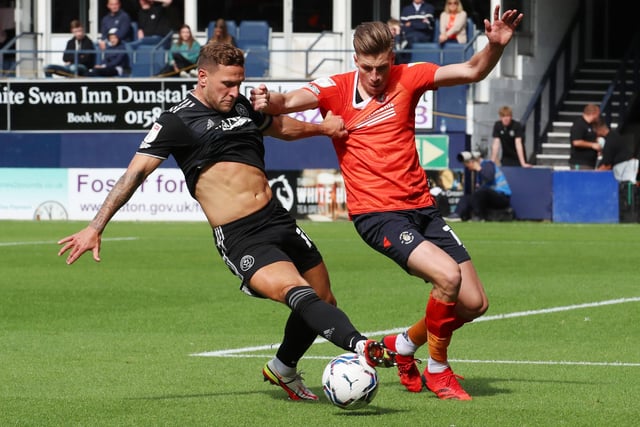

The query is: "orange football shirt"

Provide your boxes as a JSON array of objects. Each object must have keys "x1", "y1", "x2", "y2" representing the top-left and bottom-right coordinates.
[{"x1": 304, "y1": 62, "x2": 440, "y2": 215}]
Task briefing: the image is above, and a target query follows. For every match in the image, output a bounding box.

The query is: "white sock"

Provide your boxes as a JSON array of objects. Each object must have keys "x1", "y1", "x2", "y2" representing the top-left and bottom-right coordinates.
[
  {"x1": 271, "y1": 357, "x2": 295, "y2": 377},
  {"x1": 427, "y1": 357, "x2": 449, "y2": 374},
  {"x1": 395, "y1": 332, "x2": 418, "y2": 355}
]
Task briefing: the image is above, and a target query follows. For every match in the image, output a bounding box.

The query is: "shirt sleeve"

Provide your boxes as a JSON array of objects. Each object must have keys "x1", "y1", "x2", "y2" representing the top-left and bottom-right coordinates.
[{"x1": 137, "y1": 112, "x2": 184, "y2": 159}]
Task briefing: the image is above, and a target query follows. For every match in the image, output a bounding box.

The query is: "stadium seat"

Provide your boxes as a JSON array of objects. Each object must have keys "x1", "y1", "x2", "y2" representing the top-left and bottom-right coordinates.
[
  {"x1": 467, "y1": 18, "x2": 475, "y2": 42},
  {"x1": 237, "y1": 20, "x2": 270, "y2": 48},
  {"x1": 442, "y1": 43, "x2": 467, "y2": 64},
  {"x1": 243, "y1": 45, "x2": 269, "y2": 77},
  {"x1": 130, "y1": 44, "x2": 166, "y2": 77},
  {"x1": 410, "y1": 42, "x2": 441, "y2": 64},
  {"x1": 130, "y1": 21, "x2": 138, "y2": 41}
]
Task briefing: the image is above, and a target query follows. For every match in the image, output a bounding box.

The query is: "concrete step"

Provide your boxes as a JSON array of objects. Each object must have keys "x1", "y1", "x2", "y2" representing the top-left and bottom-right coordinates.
[
  {"x1": 541, "y1": 142, "x2": 570, "y2": 154},
  {"x1": 550, "y1": 122, "x2": 572, "y2": 132},
  {"x1": 536, "y1": 153, "x2": 570, "y2": 167}
]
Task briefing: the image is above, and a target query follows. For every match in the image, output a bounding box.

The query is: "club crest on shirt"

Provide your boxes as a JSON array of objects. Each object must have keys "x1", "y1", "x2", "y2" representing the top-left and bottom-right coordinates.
[
  {"x1": 235, "y1": 103, "x2": 249, "y2": 116},
  {"x1": 399, "y1": 231, "x2": 414, "y2": 244}
]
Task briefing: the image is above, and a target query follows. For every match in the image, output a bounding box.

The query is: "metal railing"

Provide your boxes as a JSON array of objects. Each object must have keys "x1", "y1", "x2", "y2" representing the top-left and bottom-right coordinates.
[
  {"x1": 1, "y1": 32, "x2": 175, "y2": 79},
  {"x1": 600, "y1": 32, "x2": 640, "y2": 128},
  {"x1": 0, "y1": 32, "x2": 41, "y2": 78},
  {"x1": 519, "y1": 7, "x2": 583, "y2": 160}
]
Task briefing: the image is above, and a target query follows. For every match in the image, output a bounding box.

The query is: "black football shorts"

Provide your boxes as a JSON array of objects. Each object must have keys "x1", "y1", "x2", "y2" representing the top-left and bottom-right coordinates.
[
  {"x1": 352, "y1": 205, "x2": 470, "y2": 272},
  {"x1": 213, "y1": 198, "x2": 322, "y2": 297}
]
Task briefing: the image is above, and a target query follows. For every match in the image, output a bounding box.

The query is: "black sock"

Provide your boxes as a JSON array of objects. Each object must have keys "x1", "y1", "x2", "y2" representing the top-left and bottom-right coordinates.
[
  {"x1": 285, "y1": 286, "x2": 367, "y2": 353},
  {"x1": 276, "y1": 311, "x2": 317, "y2": 368}
]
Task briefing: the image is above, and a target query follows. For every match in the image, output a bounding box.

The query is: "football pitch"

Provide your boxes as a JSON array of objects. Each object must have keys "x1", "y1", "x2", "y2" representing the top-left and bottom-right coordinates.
[{"x1": 2, "y1": 220, "x2": 639, "y2": 426}]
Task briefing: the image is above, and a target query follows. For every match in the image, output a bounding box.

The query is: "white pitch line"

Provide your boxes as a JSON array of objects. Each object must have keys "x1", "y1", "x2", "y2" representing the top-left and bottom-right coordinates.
[
  {"x1": 192, "y1": 296, "x2": 640, "y2": 366},
  {"x1": 0, "y1": 237, "x2": 139, "y2": 247},
  {"x1": 190, "y1": 353, "x2": 640, "y2": 367}
]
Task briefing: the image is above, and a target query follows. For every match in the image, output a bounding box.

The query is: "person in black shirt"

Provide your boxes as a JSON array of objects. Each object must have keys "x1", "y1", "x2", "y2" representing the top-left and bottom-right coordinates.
[
  {"x1": 569, "y1": 103, "x2": 602, "y2": 170},
  {"x1": 44, "y1": 20, "x2": 96, "y2": 77},
  {"x1": 490, "y1": 105, "x2": 530, "y2": 167},
  {"x1": 594, "y1": 118, "x2": 639, "y2": 182},
  {"x1": 132, "y1": 0, "x2": 172, "y2": 48},
  {"x1": 58, "y1": 42, "x2": 395, "y2": 402}
]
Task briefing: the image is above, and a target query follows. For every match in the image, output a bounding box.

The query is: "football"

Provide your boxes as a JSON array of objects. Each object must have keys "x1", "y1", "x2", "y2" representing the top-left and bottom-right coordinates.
[{"x1": 322, "y1": 353, "x2": 379, "y2": 410}]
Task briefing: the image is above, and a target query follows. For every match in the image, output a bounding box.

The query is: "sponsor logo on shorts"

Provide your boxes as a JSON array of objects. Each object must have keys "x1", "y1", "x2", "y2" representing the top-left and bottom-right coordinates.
[
  {"x1": 240, "y1": 255, "x2": 255, "y2": 271},
  {"x1": 399, "y1": 231, "x2": 414, "y2": 244}
]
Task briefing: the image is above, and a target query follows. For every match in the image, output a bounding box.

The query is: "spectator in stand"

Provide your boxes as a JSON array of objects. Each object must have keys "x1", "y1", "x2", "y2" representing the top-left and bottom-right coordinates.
[
  {"x1": 88, "y1": 28, "x2": 129, "y2": 77},
  {"x1": 157, "y1": 24, "x2": 201, "y2": 77},
  {"x1": 594, "y1": 118, "x2": 639, "y2": 182},
  {"x1": 98, "y1": 0, "x2": 132, "y2": 51},
  {"x1": 569, "y1": 103, "x2": 601, "y2": 170},
  {"x1": 133, "y1": 0, "x2": 172, "y2": 48},
  {"x1": 387, "y1": 17, "x2": 410, "y2": 64},
  {"x1": 491, "y1": 105, "x2": 531, "y2": 167},
  {"x1": 447, "y1": 151, "x2": 512, "y2": 222},
  {"x1": 400, "y1": 0, "x2": 436, "y2": 47},
  {"x1": 438, "y1": 0, "x2": 468, "y2": 45},
  {"x1": 208, "y1": 18, "x2": 236, "y2": 46},
  {"x1": 44, "y1": 20, "x2": 95, "y2": 77}
]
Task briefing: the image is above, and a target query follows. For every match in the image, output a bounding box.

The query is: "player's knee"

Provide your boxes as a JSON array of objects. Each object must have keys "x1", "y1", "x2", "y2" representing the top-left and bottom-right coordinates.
[
  {"x1": 458, "y1": 295, "x2": 489, "y2": 319},
  {"x1": 435, "y1": 268, "x2": 462, "y2": 299},
  {"x1": 468, "y1": 299, "x2": 489, "y2": 318}
]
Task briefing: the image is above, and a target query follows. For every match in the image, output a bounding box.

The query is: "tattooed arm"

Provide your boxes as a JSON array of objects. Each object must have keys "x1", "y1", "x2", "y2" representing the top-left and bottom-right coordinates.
[{"x1": 58, "y1": 154, "x2": 162, "y2": 265}]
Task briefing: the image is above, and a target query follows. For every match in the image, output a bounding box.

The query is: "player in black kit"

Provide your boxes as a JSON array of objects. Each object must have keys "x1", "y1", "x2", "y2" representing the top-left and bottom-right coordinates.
[{"x1": 58, "y1": 42, "x2": 395, "y2": 401}]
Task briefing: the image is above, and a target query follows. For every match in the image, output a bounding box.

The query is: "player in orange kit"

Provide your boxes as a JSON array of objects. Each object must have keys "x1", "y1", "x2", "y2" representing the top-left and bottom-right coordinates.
[{"x1": 251, "y1": 6, "x2": 523, "y2": 400}]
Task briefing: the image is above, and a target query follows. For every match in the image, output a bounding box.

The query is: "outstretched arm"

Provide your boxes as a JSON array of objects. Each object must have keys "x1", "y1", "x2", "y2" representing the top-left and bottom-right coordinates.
[
  {"x1": 434, "y1": 5, "x2": 523, "y2": 87},
  {"x1": 57, "y1": 154, "x2": 162, "y2": 265},
  {"x1": 265, "y1": 111, "x2": 347, "y2": 141},
  {"x1": 251, "y1": 84, "x2": 319, "y2": 115}
]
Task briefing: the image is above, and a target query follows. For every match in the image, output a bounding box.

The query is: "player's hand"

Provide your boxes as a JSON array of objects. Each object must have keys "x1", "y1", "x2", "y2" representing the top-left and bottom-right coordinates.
[
  {"x1": 321, "y1": 111, "x2": 347, "y2": 139},
  {"x1": 250, "y1": 84, "x2": 270, "y2": 112},
  {"x1": 484, "y1": 5, "x2": 523, "y2": 47},
  {"x1": 57, "y1": 226, "x2": 102, "y2": 265}
]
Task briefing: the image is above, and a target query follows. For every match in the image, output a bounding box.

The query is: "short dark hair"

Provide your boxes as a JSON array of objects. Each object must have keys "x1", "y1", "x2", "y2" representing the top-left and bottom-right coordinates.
[
  {"x1": 70, "y1": 19, "x2": 83, "y2": 30},
  {"x1": 197, "y1": 42, "x2": 244, "y2": 69}
]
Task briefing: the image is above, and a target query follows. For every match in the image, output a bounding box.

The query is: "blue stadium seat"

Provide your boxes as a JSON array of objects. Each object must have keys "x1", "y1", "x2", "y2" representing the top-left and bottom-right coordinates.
[
  {"x1": 237, "y1": 20, "x2": 270, "y2": 48},
  {"x1": 410, "y1": 42, "x2": 441, "y2": 64},
  {"x1": 442, "y1": 43, "x2": 473, "y2": 64},
  {"x1": 130, "y1": 21, "x2": 138, "y2": 41},
  {"x1": 242, "y1": 45, "x2": 269, "y2": 77},
  {"x1": 130, "y1": 45, "x2": 166, "y2": 77},
  {"x1": 442, "y1": 43, "x2": 465, "y2": 64},
  {"x1": 467, "y1": 18, "x2": 475, "y2": 41}
]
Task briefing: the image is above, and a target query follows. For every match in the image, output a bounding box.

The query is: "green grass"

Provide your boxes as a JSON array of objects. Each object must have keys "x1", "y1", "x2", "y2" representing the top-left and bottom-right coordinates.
[{"x1": 1, "y1": 220, "x2": 639, "y2": 426}]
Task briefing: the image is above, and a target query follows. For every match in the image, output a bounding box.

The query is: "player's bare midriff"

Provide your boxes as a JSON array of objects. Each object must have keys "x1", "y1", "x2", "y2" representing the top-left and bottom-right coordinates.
[{"x1": 195, "y1": 161, "x2": 272, "y2": 227}]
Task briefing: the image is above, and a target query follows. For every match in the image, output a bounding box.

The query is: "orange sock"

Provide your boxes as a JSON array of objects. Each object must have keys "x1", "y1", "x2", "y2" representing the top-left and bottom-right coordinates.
[
  {"x1": 406, "y1": 317, "x2": 428, "y2": 347},
  {"x1": 406, "y1": 298, "x2": 471, "y2": 360},
  {"x1": 425, "y1": 293, "x2": 457, "y2": 363},
  {"x1": 428, "y1": 333, "x2": 452, "y2": 363}
]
